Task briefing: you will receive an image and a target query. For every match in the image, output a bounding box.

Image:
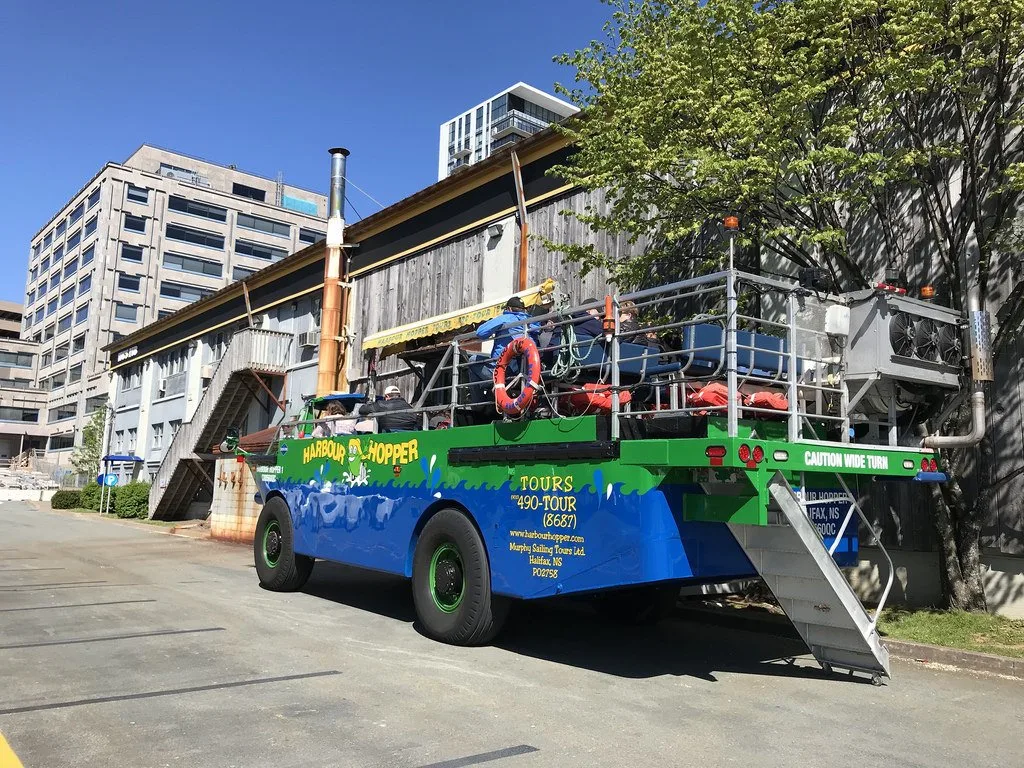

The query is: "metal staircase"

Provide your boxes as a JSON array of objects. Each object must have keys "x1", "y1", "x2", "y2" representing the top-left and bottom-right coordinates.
[
  {"x1": 149, "y1": 329, "x2": 292, "y2": 521},
  {"x1": 728, "y1": 471, "x2": 891, "y2": 682}
]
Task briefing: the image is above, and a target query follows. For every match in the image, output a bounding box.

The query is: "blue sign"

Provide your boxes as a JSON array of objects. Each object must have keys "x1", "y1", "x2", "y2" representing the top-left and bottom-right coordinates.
[
  {"x1": 803, "y1": 488, "x2": 859, "y2": 567},
  {"x1": 103, "y1": 474, "x2": 119, "y2": 487}
]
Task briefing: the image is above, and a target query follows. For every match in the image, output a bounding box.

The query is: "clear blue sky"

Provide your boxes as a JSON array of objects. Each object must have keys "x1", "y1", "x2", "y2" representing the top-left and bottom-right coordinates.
[{"x1": 0, "y1": 0, "x2": 609, "y2": 303}]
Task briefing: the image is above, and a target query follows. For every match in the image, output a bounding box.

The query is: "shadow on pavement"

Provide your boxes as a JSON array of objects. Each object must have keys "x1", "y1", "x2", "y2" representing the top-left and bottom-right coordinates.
[{"x1": 301, "y1": 562, "x2": 847, "y2": 684}]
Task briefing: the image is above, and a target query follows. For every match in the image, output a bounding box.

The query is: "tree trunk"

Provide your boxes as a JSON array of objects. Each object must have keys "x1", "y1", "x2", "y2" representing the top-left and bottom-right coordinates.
[{"x1": 930, "y1": 447, "x2": 988, "y2": 612}]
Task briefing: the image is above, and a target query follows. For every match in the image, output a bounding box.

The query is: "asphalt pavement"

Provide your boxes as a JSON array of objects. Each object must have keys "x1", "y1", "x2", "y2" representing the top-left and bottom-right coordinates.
[{"x1": 1, "y1": 501, "x2": 1021, "y2": 768}]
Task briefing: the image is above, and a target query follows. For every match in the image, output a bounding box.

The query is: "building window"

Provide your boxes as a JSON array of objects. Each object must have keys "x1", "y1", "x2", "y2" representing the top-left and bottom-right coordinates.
[
  {"x1": 29, "y1": 266, "x2": 38, "y2": 282},
  {"x1": 118, "y1": 273, "x2": 141, "y2": 292},
  {"x1": 298, "y1": 228, "x2": 325, "y2": 244},
  {"x1": 34, "y1": 308, "x2": 44, "y2": 324},
  {"x1": 56, "y1": 219, "x2": 66, "y2": 237},
  {"x1": 85, "y1": 215, "x2": 98, "y2": 237},
  {"x1": 67, "y1": 230, "x2": 81, "y2": 250},
  {"x1": 165, "y1": 223, "x2": 224, "y2": 250},
  {"x1": 41, "y1": 352, "x2": 52, "y2": 367},
  {"x1": 49, "y1": 434, "x2": 75, "y2": 451},
  {"x1": 237, "y1": 213, "x2": 290, "y2": 238},
  {"x1": 123, "y1": 364, "x2": 142, "y2": 390},
  {"x1": 26, "y1": 290, "x2": 35, "y2": 307},
  {"x1": 114, "y1": 302, "x2": 137, "y2": 322},
  {"x1": 58, "y1": 314, "x2": 72, "y2": 333},
  {"x1": 63, "y1": 259, "x2": 78, "y2": 280},
  {"x1": 115, "y1": 430, "x2": 124, "y2": 452},
  {"x1": 158, "y1": 310, "x2": 173, "y2": 319},
  {"x1": 50, "y1": 274, "x2": 60, "y2": 292},
  {"x1": 47, "y1": 298, "x2": 57, "y2": 316},
  {"x1": 46, "y1": 373, "x2": 66, "y2": 392},
  {"x1": 163, "y1": 252, "x2": 222, "y2": 278},
  {"x1": 0, "y1": 407, "x2": 39, "y2": 423},
  {"x1": 69, "y1": 363, "x2": 83, "y2": 383},
  {"x1": 127, "y1": 428, "x2": 137, "y2": 452},
  {"x1": 48, "y1": 404, "x2": 77, "y2": 422},
  {"x1": 231, "y1": 182, "x2": 266, "y2": 202},
  {"x1": 81, "y1": 244, "x2": 95, "y2": 265},
  {"x1": 88, "y1": 188, "x2": 101, "y2": 209},
  {"x1": 55, "y1": 343, "x2": 69, "y2": 362},
  {"x1": 0, "y1": 350, "x2": 33, "y2": 368},
  {"x1": 41, "y1": 255, "x2": 52, "y2": 273},
  {"x1": 160, "y1": 281, "x2": 213, "y2": 303},
  {"x1": 235, "y1": 239, "x2": 287, "y2": 262},
  {"x1": 53, "y1": 244, "x2": 64, "y2": 262},
  {"x1": 73, "y1": 333, "x2": 86, "y2": 353},
  {"x1": 44, "y1": 231, "x2": 53, "y2": 249},
  {"x1": 124, "y1": 213, "x2": 146, "y2": 233},
  {"x1": 60, "y1": 286, "x2": 75, "y2": 307},
  {"x1": 232, "y1": 265, "x2": 257, "y2": 281},
  {"x1": 152, "y1": 422, "x2": 164, "y2": 449},
  {"x1": 0, "y1": 377, "x2": 32, "y2": 390},
  {"x1": 126, "y1": 185, "x2": 149, "y2": 204},
  {"x1": 70, "y1": 202, "x2": 85, "y2": 226},
  {"x1": 169, "y1": 419, "x2": 182, "y2": 438},
  {"x1": 121, "y1": 243, "x2": 143, "y2": 262},
  {"x1": 86, "y1": 396, "x2": 105, "y2": 413},
  {"x1": 168, "y1": 195, "x2": 227, "y2": 222},
  {"x1": 43, "y1": 325, "x2": 55, "y2": 341}
]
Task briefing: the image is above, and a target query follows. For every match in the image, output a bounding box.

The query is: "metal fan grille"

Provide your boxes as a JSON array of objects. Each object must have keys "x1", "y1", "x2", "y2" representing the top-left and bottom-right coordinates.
[
  {"x1": 890, "y1": 311, "x2": 916, "y2": 358},
  {"x1": 915, "y1": 318, "x2": 939, "y2": 361},
  {"x1": 937, "y1": 323, "x2": 962, "y2": 366}
]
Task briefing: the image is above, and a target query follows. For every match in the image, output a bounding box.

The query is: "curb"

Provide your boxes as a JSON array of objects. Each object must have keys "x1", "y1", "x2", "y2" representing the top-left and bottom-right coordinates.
[{"x1": 676, "y1": 604, "x2": 1023, "y2": 680}]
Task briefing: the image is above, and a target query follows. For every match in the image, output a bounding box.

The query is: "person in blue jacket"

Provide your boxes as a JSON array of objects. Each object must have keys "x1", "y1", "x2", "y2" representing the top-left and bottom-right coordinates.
[{"x1": 475, "y1": 296, "x2": 540, "y2": 372}]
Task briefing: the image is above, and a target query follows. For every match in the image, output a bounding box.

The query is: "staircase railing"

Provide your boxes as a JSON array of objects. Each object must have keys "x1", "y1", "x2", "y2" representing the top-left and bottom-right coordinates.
[{"x1": 149, "y1": 329, "x2": 292, "y2": 516}]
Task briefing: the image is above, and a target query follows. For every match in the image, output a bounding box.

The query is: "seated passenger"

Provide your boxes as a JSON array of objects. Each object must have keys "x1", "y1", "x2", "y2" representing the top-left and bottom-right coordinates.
[
  {"x1": 357, "y1": 385, "x2": 418, "y2": 432},
  {"x1": 572, "y1": 298, "x2": 605, "y2": 339},
  {"x1": 619, "y1": 299, "x2": 662, "y2": 347},
  {"x1": 475, "y1": 296, "x2": 540, "y2": 372},
  {"x1": 312, "y1": 401, "x2": 356, "y2": 437}
]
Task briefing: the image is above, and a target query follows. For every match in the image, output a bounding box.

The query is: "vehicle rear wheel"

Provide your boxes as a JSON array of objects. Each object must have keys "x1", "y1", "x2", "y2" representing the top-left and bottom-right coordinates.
[
  {"x1": 254, "y1": 496, "x2": 313, "y2": 591},
  {"x1": 595, "y1": 584, "x2": 679, "y2": 625},
  {"x1": 412, "y1": 508, "x2": 508, "y2": 645}
]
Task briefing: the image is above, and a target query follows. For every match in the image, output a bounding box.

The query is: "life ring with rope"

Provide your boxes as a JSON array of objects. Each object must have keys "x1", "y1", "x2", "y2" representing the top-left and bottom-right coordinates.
[{"x1": 493, "y1": 337, "x2": 542, "y2": 416}]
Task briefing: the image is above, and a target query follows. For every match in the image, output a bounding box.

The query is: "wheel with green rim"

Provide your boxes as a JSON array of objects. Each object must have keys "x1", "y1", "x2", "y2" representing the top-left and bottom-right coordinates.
[
  {"x1": 412, "y1": 508, "x2": 508, "y2": 645},
  {"x1": 254, "y1": 496, "x2": 314, "y2": 591}
]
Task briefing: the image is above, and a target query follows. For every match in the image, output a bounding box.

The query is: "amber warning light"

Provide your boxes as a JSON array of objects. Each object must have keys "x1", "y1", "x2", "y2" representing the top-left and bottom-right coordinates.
[
  {"x1": 723, "y1": 215, "x2": 740, "y2": 231},
  {"x1": 920, "y1": 285, "x2": 936, "y2": 300}
]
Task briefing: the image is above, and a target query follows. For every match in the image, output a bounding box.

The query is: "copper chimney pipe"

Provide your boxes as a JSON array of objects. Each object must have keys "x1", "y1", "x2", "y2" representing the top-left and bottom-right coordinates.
[{"x1": 317, "y1": 147, "x2": 350, "y2": 397}]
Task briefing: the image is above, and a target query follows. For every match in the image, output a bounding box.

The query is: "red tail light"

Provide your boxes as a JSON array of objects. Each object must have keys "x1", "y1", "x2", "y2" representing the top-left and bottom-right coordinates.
[
  {"x1": 929, "y1": 458, "x2": 938, "y2": 472},
  {"x1": 752, "y1": 445, "x2": 765, "y2": 463},
  {"x1": 738, "y1": 444, "x2": 751, "y2": 463},
  {"x1": 921, "y1": 457, "x2": 929, "y2": 471},
  {"x1": 705, "y1": 446, "x2": 727, "y2": 458}
]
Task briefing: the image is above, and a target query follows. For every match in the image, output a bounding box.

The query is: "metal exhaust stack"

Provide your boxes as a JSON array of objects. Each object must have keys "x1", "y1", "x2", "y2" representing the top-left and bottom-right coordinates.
[
  {"x1": 922, "y1": 285, "x2": 992, "y2": 449},
  {"x1": 317, "y1": 147, "x2": 350, "y2": 397}
]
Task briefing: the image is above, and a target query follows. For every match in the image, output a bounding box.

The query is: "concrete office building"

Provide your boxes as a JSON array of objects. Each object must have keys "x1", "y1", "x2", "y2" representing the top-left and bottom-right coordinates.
[
  {"x1": 22, "y1": 145, "x2": 328, "y2": 464},
  {"x1": 437, "y1": 82, "x2": 577, "y2": 180},
  {"x1": 0, "y1": 301, "x2": 47, "y2": 462}
]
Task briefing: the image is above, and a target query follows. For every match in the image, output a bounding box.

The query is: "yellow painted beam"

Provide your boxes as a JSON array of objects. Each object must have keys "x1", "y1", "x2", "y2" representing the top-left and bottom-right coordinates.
[{"x1": 0, "y1": 733, "x2": 25, "y2": 768}]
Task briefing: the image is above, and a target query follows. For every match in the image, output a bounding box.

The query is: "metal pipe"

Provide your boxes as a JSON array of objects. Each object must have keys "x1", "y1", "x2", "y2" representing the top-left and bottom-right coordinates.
[
  {"x1": 317, "y1": 147, "x2": 349, "y2": 397},
  {"x1": 922, "y1": 284, "x2": 991, "y2": 449}
]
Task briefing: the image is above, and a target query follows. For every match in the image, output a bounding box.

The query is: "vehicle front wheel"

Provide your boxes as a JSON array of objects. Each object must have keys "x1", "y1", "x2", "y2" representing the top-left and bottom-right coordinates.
[
  {"x1": 412, "y1": 508, "x2": 508, "y2": 645},
  {"x1": 254, "y1": 496, "x2": 313, "y2": 591}
]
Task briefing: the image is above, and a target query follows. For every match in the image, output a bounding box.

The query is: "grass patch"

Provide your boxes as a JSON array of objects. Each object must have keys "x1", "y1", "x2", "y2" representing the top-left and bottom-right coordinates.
[
  {"x1": 69, "y1": 507, "x2": 99, "y2": 514},
  {"x1": 879, "y1": 608, "x2": 1024, "y2": 659}
]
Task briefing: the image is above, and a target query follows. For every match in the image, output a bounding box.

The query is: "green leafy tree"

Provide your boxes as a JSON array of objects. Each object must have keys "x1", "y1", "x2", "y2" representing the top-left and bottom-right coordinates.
[
  {"x1": 71, "y1": 406, "x2": 107, "y2": 477},
  {"x1": 553, "y1": 0, "x2": 1024, "y2": 609}
]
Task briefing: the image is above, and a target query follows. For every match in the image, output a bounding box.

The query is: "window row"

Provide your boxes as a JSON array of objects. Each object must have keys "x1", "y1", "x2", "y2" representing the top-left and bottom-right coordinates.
[{"x1": 31, "y1": 187, "x2": 100, "y2": 258}]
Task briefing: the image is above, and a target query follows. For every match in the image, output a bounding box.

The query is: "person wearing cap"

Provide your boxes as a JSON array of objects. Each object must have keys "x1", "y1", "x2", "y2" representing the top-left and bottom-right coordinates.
[
  {"x1": 475, "y1": 296, "x2": 541, "y2": 370},
  {"x1": 357, "y1": 385, "x2": 418, "y2": 432}
]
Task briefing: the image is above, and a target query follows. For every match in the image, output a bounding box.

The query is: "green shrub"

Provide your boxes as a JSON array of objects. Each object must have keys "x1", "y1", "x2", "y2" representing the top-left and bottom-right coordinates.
[
  {"x1": 79, "y1": 482, "x2": 103, "y2": 511},
  {"x1": 114, "y1": 481, "x2": 150, "y2": 519},
  {"x1": 50, "y1": 490, "x2": 82, "y2": 509}
]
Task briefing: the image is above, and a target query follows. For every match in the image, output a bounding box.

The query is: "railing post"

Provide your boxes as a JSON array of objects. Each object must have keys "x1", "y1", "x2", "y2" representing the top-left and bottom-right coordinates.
[
  {"x1": 786, "y1": 293, "x2": 800, "y2": 443},
  {"x1": 449, "y1": 339, "x2": 459, "y2": 428},
  {"x1": 726, "y1": 271, "x2": 738, "y2": 438},
  {"x1": 610, "y1": 295, "x2": 621, "y2": 440}
]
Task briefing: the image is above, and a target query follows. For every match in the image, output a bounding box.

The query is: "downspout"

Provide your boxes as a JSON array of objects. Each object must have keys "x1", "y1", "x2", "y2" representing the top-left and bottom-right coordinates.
[
  {"x1": 922, "y1": 285, "x2": 992, "y2": 449},
  {"x1": 317, "y1": 147, "x2": 349, "y2": 397}
]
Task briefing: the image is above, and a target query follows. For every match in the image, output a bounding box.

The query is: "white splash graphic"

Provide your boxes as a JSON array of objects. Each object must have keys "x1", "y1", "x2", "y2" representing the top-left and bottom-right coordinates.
[{"x1": 606, "y1": 483, "x2": 613, "y2": 499}]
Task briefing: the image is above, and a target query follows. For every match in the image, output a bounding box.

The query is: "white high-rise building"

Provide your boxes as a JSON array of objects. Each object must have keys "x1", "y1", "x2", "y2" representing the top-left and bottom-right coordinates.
[
  {"x1": 437, "y1": 83, "x2": 578, "y2": 180},
  {"x1": 22, "y1": 145, "x2": 327, "y2": 463}
]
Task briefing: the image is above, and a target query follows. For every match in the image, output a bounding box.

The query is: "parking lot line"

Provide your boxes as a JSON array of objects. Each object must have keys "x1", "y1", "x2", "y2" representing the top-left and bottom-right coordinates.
[
  {"x1": 0, "y1": 599, "x2": 156, "y2": 613},
  {"x1": 0, "y1": 670, "x2": 342, "y2": 716},
  {"x1": 0, "y1": 626, "x2": 225, "y2": 650},
  {"x1": 417, "y1": 745, "x2": 540, "y2": 768},
  {"x1": 0, "y1": 732, "x2": 24, "y2": 768}
]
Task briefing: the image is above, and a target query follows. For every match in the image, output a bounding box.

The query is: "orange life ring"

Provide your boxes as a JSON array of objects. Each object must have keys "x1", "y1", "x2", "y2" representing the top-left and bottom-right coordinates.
[{"x1": 494, "y1": 337, "x2": 542, "y2": 416}]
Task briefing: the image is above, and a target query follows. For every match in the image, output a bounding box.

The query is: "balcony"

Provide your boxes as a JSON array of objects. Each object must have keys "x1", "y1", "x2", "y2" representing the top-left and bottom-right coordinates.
[{"x1": 490, "y1": 111, "x2": 548, "y2": 140}]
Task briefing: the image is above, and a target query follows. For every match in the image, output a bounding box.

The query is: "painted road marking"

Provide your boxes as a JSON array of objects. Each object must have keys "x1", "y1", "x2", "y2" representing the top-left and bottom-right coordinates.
[
  {"x1": 0, "y1": 671, "x2": 342, "y2": 715},
  {"x1": 0, "y1": 626, "x2": 225, "y2": 650},
  {"x1": 418, "y1": 745, "x2": 540, "y2": 768},
  {"x1": 0, "y1": 599, "x2": 156, "y2": 613},
  {"x1": 0, "y1": 732, "x2": 24, "y2": 768}
]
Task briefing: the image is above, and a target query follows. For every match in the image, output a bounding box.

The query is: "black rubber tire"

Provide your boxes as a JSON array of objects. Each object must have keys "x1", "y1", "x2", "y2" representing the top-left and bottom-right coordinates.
[
  {"x1": 254, "y1": 496, "x2": 314, "y2": 591},
  {"x1": 595, "y1": 584, "x2": 679, "y2": 625},
  {"x1": 412, "y1": 508, "x2": 508, "y2": 645}
]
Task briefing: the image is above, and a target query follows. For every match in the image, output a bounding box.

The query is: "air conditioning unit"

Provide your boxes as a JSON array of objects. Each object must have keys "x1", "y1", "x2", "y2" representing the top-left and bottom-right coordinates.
[
  {"x1": 298, "y1": 331, "x2": 320, "y2": 348},
  {"x1": 843, "y1": 289, "x2": 964, "y2": 417},
  {"x1": 157, "y1": 377, "x2": 167, "y2": 395},
  {"x1": 200, "y1": 365, "x2": 215, "y2": 379}
]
